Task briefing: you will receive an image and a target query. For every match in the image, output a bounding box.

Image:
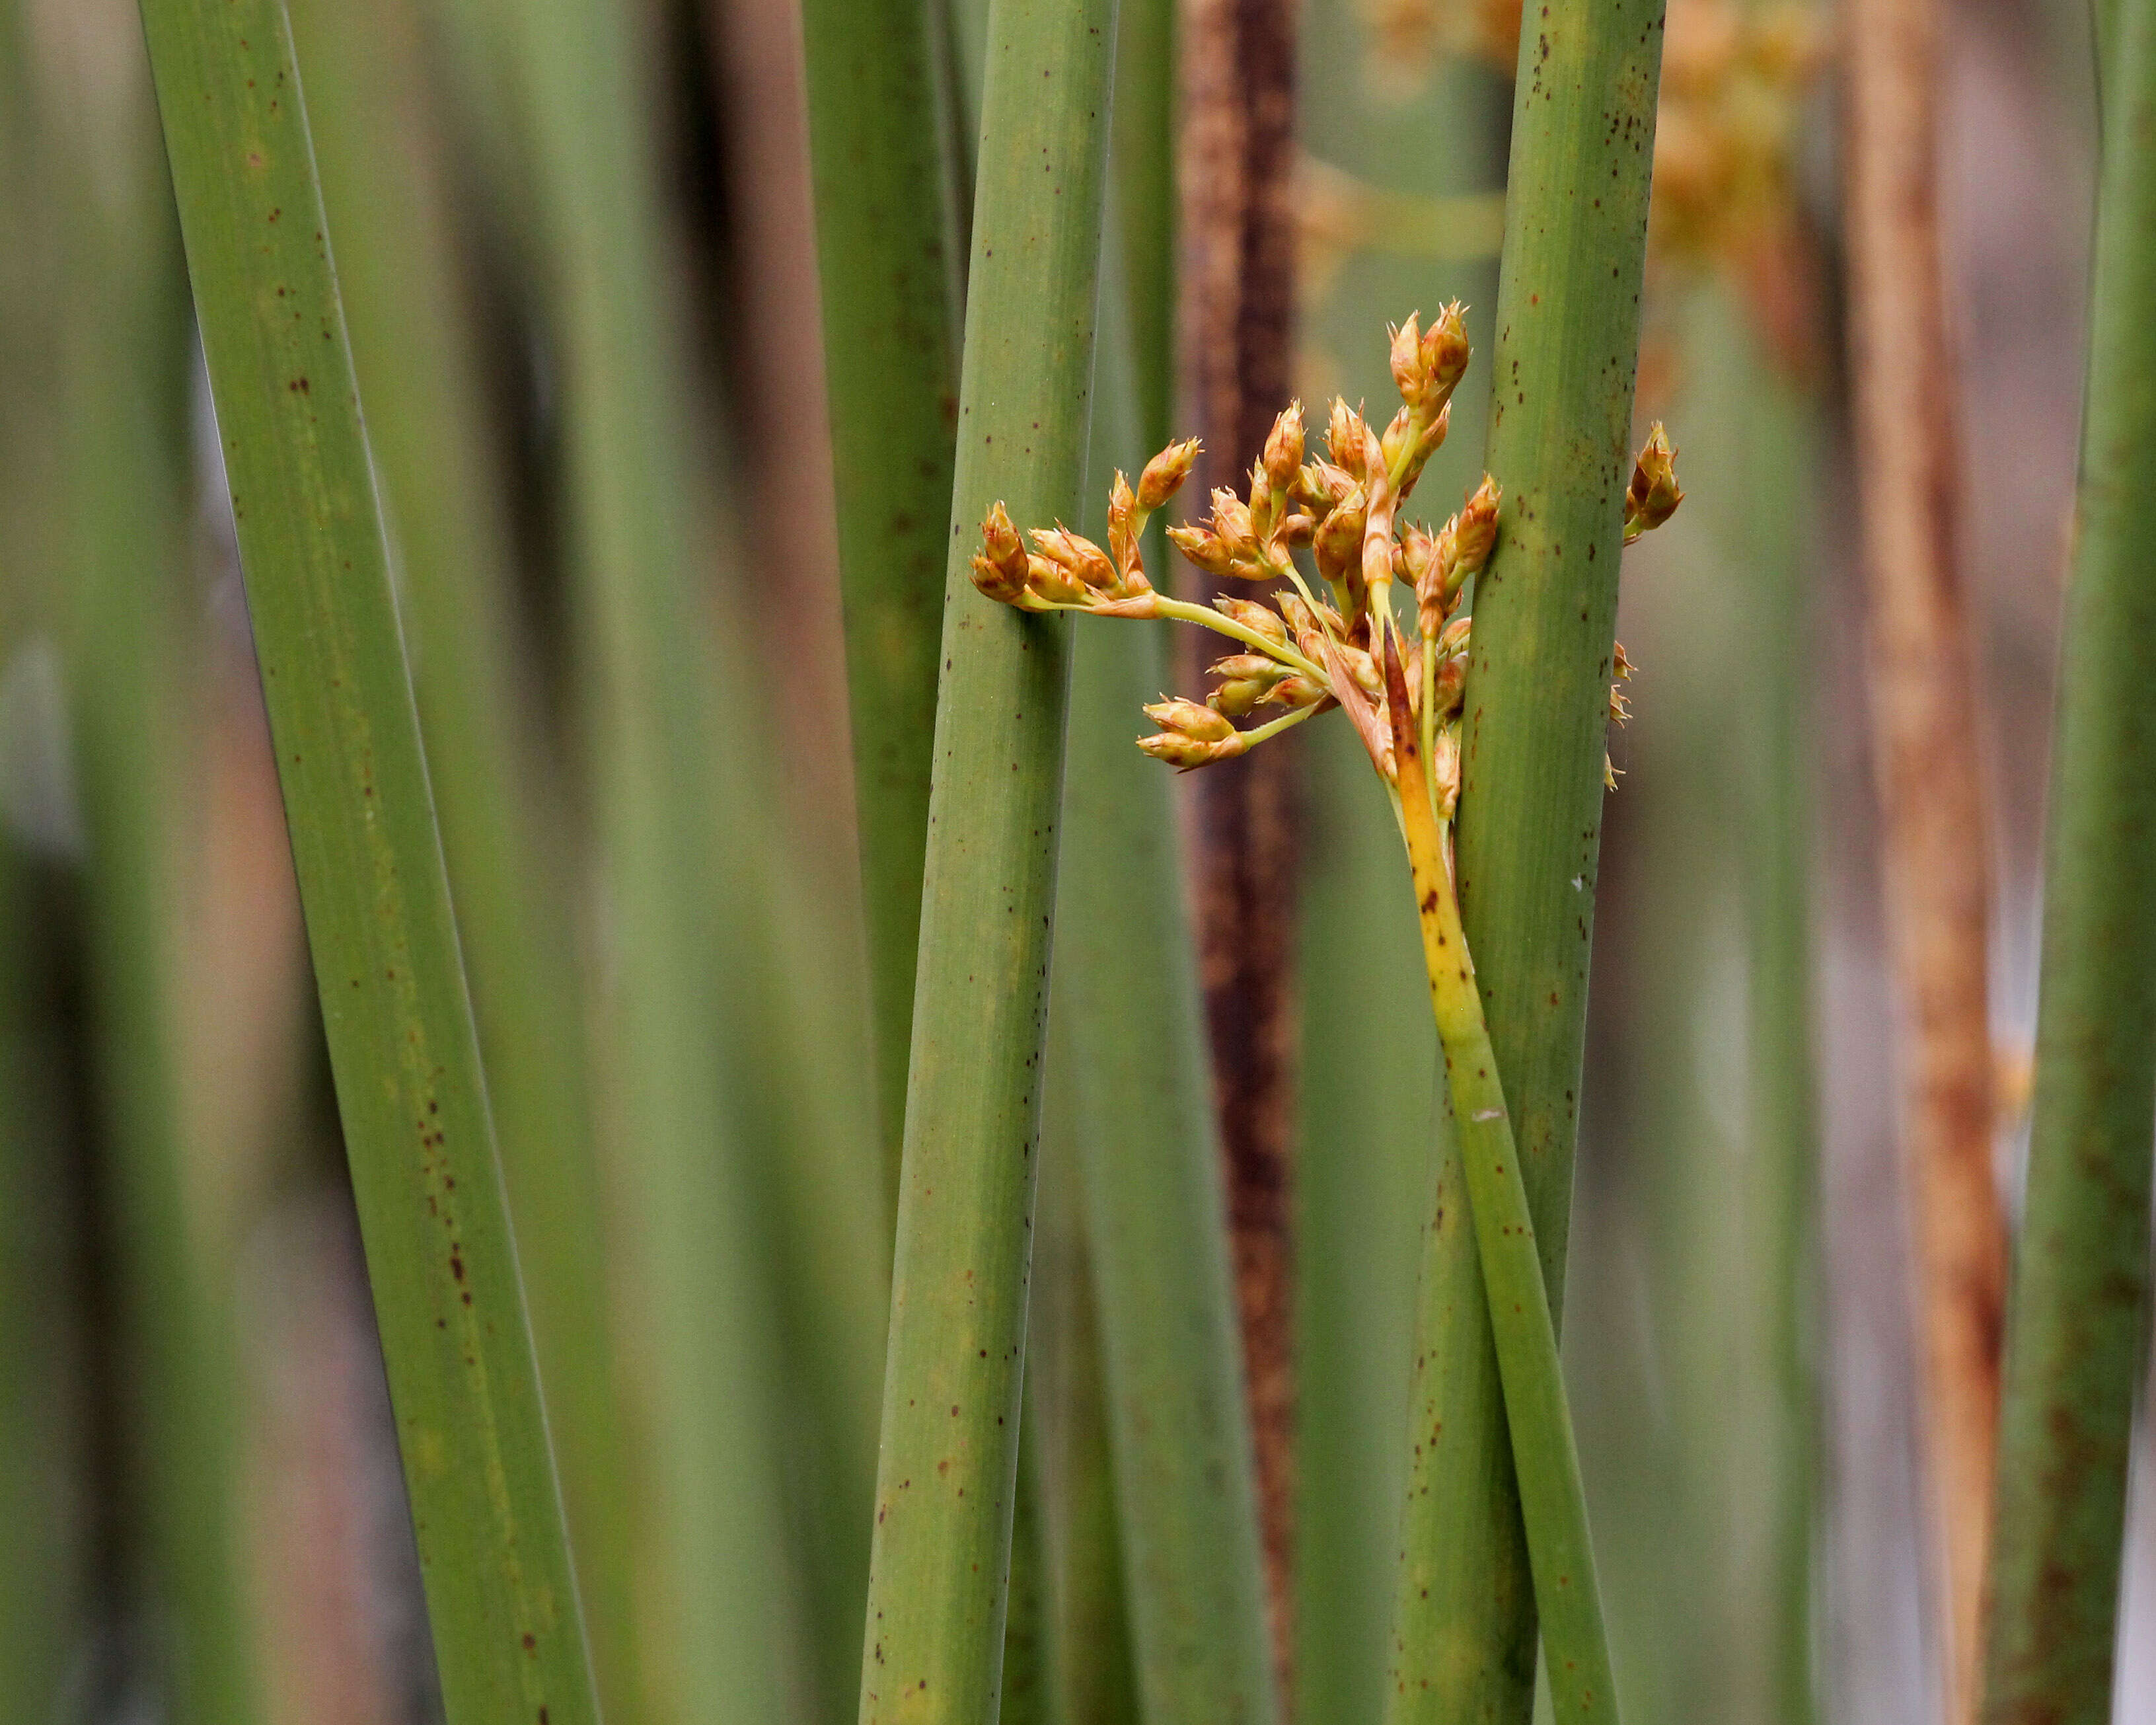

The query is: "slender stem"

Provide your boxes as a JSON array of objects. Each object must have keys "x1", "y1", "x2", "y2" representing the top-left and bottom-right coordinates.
[
  {"x1": 1387, "y1": 651, "x2": 1619, "y2": 1724},
  {"x1": 1386, "y1": 3, "x2": 1667, "y2": 1718},
  {"x1": 1979, "y1": 1, "x2": 2156, "y2": 1716},
  {"x1": 1045, "y1": 232, "x2": 1282, "y2": 1725},
  {"x1": 801, "y1": 0, "x2": 963, "y2": 1198},
  {"x1": 282, "y1": 3, "x2": 645, "y2": 1711},
  {"x1": 50, "y1": 18, "x2": 261, "y2": 1720},
  {"x1": 131, "y1": 5, "x2": 597, "y2": 1721},
  {"x1": 482, "y1": 0, "x2": 805, "y2": 1714},
  {"x1": 856, "y1": 0, "x2": 1117, "y2": 1708},
  {"x1": 1842, "y1": 0, "x2": 2007, "y2": 1714}
]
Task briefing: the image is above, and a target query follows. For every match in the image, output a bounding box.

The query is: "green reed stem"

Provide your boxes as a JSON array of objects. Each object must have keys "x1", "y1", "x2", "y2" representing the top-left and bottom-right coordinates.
[
  {"x1": 281, "y1": 0, "x2": 645, "y2": 1711},
  {"x1": 856, "y1": 0, "x2": 1117, "y2": 1706},
  {"x1": 483, "y1": 0, "x2": 804, "y2": 1714},
  {"x1": 0, "y1": 19, "x2": 91, "y2": 1725},
  {"x1": 53, "y1": 26, "x2": 262, "y2": 1720},
  {"x1": 1388, "y1": 656, "x2": 1619, "y2": 1724},
  {"x1": 1290, "y1": 11, "x2": 1507, "y2": 1717},
  {"x1": 1979, "y1": 1, "x2": 2156, "y2": 1716},
  {"x1": 1047, "y1": 229, "x2": 1281, "y2": 1725},
  {"x1": 131, "y1": 5, "x2": 597, "y2": 1722},
  {"x1": 801, "y1": 0, "x2": 963, "y2": 1193},
  {"x1": 1383, "y1": 3, "x2": 1666, "y2": 1718}
]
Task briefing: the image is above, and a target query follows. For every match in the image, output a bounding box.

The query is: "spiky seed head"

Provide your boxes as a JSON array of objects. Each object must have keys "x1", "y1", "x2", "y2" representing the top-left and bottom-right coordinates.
[
  {"x1": 1421, "y1": 303, "x2": 1471, "y2": 399},
  {"x1": 1624, "y1": 423, "x2": 1684, "y2": 541},
  {"x1": 1215, "y1": 595, "x2": 1290, "y2": 646},
  {"x1": 1026, "y1": 553, "x2": 1091, "y2": 605},
  {"x1": 1210, "y1": 488, "x2": 1256, "y2": 553},
  {"x1": 1614, "y1": 640, "x2": 1635, "y2": 680},
  {"x1": 1168, "y1": 523, "x2": 1235, "y2": 578},
  {"x1": 1107, "y1": 471, "x2": 1139, "y2": 577},
  {"x1": 1296, "y1": 459, "x2": 1357, "y2": 512},
  {"x1": 971, "y1": 551, "x2": 1028, "y2": 605},
  {"x1": 1266, "y1": 675, "x2": 1328, "y2": 710},
  {"x1": 981, "y1": 500, "x2": 1027, "y2": 578},
  {"x1": 1263, "y1": 402, "x2": 1306, "y2": 492},
  {"x1": 1142, "y1": 697, "x2": 1235, "y2": 743},
  {"x1": 1031, "y1": 525, "x2": 1115, "y2": 593},
  {"x1": 1389, "y1": 313, "x2": 1425, "y2": 404},
  {"x1": 1453, "y1": 475, "x2": 1501, "y2": 571},
  {"x1": 1437, "y1": 614, "x2": 1472, "y2": 658},
  {"x1": 1209, "y1": 653, "x2": 1288, "y2": 683},
  {"x1": 1327, "y1": 398, "x2": 1369, "y2": 474},
  {"x1": 1137, "y1": 437, "x2": 1201, "y2": 511},
  {"x1": 1209, "y1": 679, "x2": 1269, "y2": 718},
  {"x1": 1610, "y1": 681, "x2": 1631, "y2": 725},
  {"x1": 1431, "y1": 650, "x2": 1467, "y2": 721},
  {"x1": 1138, "y1": 729, "x2": 1247, "y2": 769},
  {"x1": 1314, "y1": 496, "x2": 1367, "y2": 580}
]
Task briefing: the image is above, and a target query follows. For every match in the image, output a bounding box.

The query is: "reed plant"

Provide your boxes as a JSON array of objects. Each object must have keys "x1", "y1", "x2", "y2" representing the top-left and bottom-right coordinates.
[
  {"x1": 280, "y1": 1, "x2": 646, "y2": 1709},
  {"x1": 852, "y1": 0, "x2": 1117, "y2": 1705},
  {"x1": 131, "y1": 4, "x2": 599, "y2": 1722},
  {"x1": 1980, "y1": 0, "x2": 2156, "y2": 1714}
]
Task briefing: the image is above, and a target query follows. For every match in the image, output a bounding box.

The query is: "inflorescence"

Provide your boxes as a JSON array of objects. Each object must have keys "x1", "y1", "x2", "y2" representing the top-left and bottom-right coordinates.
[{"x1": 968, "y1": 308, "x2": 1682, "y2": 833}]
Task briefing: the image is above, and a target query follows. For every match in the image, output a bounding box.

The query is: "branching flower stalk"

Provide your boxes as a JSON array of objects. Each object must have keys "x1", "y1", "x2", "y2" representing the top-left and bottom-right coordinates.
[{"x1": 969, "y1": 313, "x2": 1682, "y2": 1718}]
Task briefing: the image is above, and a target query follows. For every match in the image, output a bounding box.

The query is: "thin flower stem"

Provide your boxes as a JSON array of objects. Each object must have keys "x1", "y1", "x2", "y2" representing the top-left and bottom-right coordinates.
[
  {"x1": 1148, "y1": 597, "x2": 1331, "y2": 681},
  {"x1": 1386, "y1": 648, "x2": 1621, "y2": 1725}
]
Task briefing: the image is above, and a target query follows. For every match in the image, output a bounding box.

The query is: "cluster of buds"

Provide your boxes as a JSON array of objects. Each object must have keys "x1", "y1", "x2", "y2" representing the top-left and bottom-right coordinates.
[
  {"x1": 969, "y1": 437, "x2": 1203, "y2": 617},
  {"x1": 966, "y1": 313, "x2": 1683, "y2": 815}
]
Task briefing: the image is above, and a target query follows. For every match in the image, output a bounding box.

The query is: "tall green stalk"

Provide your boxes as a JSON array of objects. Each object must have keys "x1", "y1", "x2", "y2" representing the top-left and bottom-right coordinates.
[
  {"x1": 1979, "y1": 0, "x2": 2156, "y2": 1714},
  {"x1": 131, "y1": 5, "x2": 599, "y2": 1723},
  {"x1": 281, "y1": 0, "x2": 644, "y2": 1712},
  {"x1": 1387, "y1": 2, "x2": 1666, "y2": 1718},
  {"x1": 52, "y1": 22, "x2": 262, "y2": 1723},
  {"x1": 800, "y1": 0, "x2": 963, "y2": 1189},
  {"x1": 856, "y1": 0, "x2": 1117, "y2": 1708},
  {"x1": 474, "y1": 0, "x2": 803, "y2": 1715},
  {"x1": 1050, "y1": 230, "x2": 1281, "y2": 1725},
  {"x1": 0, "y1": 22, "x2": 88, "y2": 1722},
  {"x1": 1288, "y1": 12, "x2": 1507, "y2": 1719}
]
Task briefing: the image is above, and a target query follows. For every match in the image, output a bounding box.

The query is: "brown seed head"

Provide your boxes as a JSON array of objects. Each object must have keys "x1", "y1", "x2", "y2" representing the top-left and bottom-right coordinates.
[
  {"x1": 1031, "y1": 524, "x2": 1114, "y2": 593},
  {"x1": 1421, "y1": 303, "x2": 1471, "y2": 399},
  {"x1": 1389, "y1": 313, "x2": 1425, "y2": 404},
  {"x1": 1624, "y1": 423, "x2": 1684, "y2": 542},
  {"x1": 1210, "y1": 488, "x2": 1256, "y2": 553},
  {"x1": 1327, "y1": 399, "x2": 1371, "y2": 477},
  {"x1": 1143, "y1": 697, "x2": 1236, "y2": 743},
  {"x1": 1168, "y1": 523, "x2": 1236, "y2": 579},
  {"x1": 1138, "y1": 729, "x2": 1247, "y2": 769},
  {"x1": 1137, "y1": 437, "x2": 1201, "y2": 511},
  {"x1": 1214, "y1": 596, "x2": 1290, "y2": 648},
  {"x1": 1263, "y1": 402, "x2": 1306, "y2": 492},
  {"x1": 1107, "y1": 471, "x2": 1139, "y2": 578}
]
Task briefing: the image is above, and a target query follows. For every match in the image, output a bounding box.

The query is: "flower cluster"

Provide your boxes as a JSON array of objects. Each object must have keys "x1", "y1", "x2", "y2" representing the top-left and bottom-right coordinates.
[{"x1": 968, "y1": 312, "x2": 1682, "y2": 822}]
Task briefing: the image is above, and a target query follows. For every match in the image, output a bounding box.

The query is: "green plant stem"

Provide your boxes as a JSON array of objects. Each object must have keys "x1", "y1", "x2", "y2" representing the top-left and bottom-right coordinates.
[
  {"x1": 1047, "y1": 240, "x2": 1281, "y2": 1725},
  {"x1": 50, "y1": 24, "x2": 260, "y2": 1720},
  {"x1": 131, "y1": 5, "x2": 598, "y2": 1722},
  {"x1": 281, "y1": 3, "x2": 645, "y2": 1712},
  {"x1": 0, "y1": 19, "x2": 91, "y2": 1725},
  {"x1": 800, "y1": 0, "x2": 963, "y2": 1195},
  {"x1": 480, "y1": 0, "x2": 805, "y2": 1715},
  {"x1": 856, "y1": 0, "x2": 1117, "y2": 1706},
  {"x1": 1382, "y1": 3, "x2": 1666, "y2": 1718},
  {"x1": 1388, "y1": 656, "x2": 1619, "y2": 1725},
  {"x1": 1979, "y1": 0, "x2": 2156, "y2": 1715},
  {"x1": 1028, "y1": 1063, "x2": 1140, "y2": 1725},
  {"x1": 1289, "y1": 15, "x2": 1506, "y2": 1719}
]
